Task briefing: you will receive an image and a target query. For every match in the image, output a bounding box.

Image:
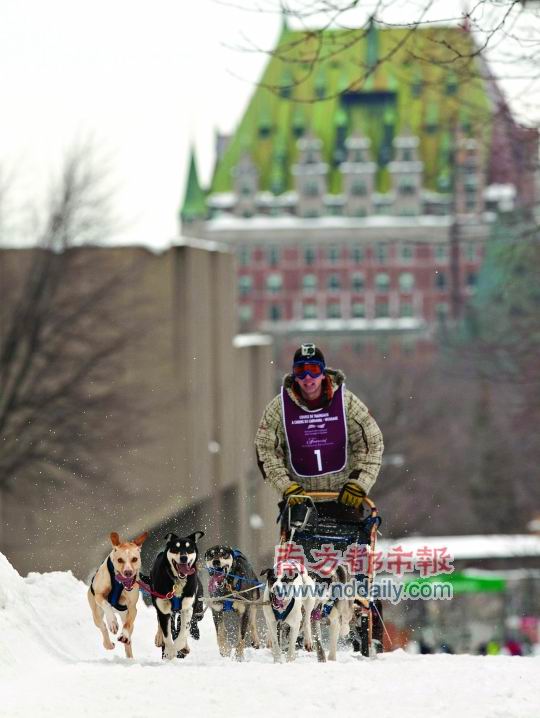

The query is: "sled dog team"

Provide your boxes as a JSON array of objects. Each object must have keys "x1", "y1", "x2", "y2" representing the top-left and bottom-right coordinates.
[{"x1": 88, "y1": 529, "x2": 355, "y2": 663}]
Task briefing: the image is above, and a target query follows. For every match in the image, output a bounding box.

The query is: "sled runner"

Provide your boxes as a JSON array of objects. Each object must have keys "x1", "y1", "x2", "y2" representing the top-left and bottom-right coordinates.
[{"x1": 279, "y1": 490, "x2": 383, "y2": 657}]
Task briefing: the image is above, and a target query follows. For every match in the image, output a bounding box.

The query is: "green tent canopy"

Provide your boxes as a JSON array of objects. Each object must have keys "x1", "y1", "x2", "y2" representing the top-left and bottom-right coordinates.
[{"x1": 405, "y1": 572, "x2": 506, "y2": 594}]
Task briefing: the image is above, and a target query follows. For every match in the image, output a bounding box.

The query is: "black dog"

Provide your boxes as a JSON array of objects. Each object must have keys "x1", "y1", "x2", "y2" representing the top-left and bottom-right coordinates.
[
  {"x1": 204, "y1": 545, "x2": 261, "y2": 660},
  {"x1": 150, "y1": 531, "x2": 204, "y2": 660}
]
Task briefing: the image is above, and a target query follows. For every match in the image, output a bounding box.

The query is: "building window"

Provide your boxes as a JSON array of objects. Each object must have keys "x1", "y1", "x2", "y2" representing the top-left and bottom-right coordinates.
[
  {"x1": 238, "y1": 246, "x2": 251, "y2": 266},
  {"x1": 353, "y1": 149, "x2": 365, "y2": 163},
  {"x1": 399, "y1": 272, "x2": 415, "y2": 292},
  {"x1": 402, "y1": 149, "x2": 413, "y2": 162},
  {"x1": 304, "y1": 246, "x2": 316, "y2": 265},
  {"x1": 303, "y1": 180, "x2": 319, "y2": 197},
  {"x1": 303, "y1": 303, "x2": 317, "y2": 319},
  {"x1": 375, "y1": 301, "x2": 389, "y2": 318},
  {"x1": 467, "y1": 272, "x2": 477, "y2": 288},
  {"x1": 303, "y1": 273, "x2": 318, "y2": 292},
  {"x1": 351, "y1": 180, "x2": 367, "y2": 197},
  {"x1": 399, "y1": 208, "x2": 419, "y2": 217},
  {"x1": 375, "y1": 272, "x2": 390, "y2": 291},
  {"x1": 352, "y1": 272, "x2": 365, "y2": 291},
  {"x1": 434, "y1": 244, "x2": 448, "y2": 262},
  {"x1": 400, "y1": 244, "x2": 414, "y2": 262},
  {"x1": 374, "y1": 244, "x2": 388, "y2": 263},
  {"x1": 327, "y1": 302, "x2": 341, "y2": 318},
  {"x1": 240, "y1": 183, "x2": 252, "y2": 196},
  {"x1": 238, "y1": 275, "x2": 253, "y2": 296},
  {"x1": 352, "y1": 246, "x2": 364, "y2": 263},
  {"x1": 355, "y1": 207, "x2": 367, "y2": 217},
  {"x1": 268, "y1": 304, "x2": 281, "y2": 321},
  {"x1": 401, "y1": 335, "x2": 415, "y2": 354},
  {"x1": 352, "y1": 302, "x2": 365, "y2": 318},
  {"x1": 436, "y1": 302, "x2": 449, "y2": 320},
  {"x1": 399, "y1": 178, "x2": 417, "y2": 195},
  {"x1": 465, "y1": 191, "x2": 477, "y2": 212},
  {"x1": 238, "y1": 304, "x2": 253, "y2": 322},
  {"x1": 327, "y1": 245, "x2": 340, "y2": 262},
  {"x1": 266, "y1": 273, "x2": 283, "y2": 293},
  {"x1": 267, "y1": 246, "x2": 280, "y2": 266},
  {"x1": 464, "y1": 243, "x2": 477, "y2": 262},
  {"x1": 328, "y1": 274, "x2": 341, "y2": 291},
  {"x1": 435, "y1": 271, "x2": 447, "y2": 290},
  {"x1": 400, "y1": 302, "x2": 414, "y2": 317}
]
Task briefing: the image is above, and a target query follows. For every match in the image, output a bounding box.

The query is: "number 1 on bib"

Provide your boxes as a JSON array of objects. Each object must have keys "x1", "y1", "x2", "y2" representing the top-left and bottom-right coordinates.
[{"x1": 314, "y1": 449, "x2": 322, "y2": 472}]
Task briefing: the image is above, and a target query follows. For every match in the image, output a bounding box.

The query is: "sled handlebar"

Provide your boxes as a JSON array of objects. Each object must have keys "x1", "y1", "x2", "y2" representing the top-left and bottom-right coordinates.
[{"x1": 304, "y1": 491, "x2": 377, "y2": 515}]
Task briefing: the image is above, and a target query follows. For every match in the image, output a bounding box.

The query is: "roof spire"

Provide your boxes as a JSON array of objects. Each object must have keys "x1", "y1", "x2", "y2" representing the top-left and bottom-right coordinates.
[
  {"x1": 279, "y1": 6, "x2": 290, "y2": 38},
  {"x1": 180, "y1": 146, "x2": 207, "y2": 225},
  {"x1": 366, "y1": 16, "x2": 379, "y2": 71}
]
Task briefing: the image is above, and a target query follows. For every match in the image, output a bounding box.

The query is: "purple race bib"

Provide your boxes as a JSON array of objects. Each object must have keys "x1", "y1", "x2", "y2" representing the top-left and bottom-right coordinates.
[{"x1": 281, "y1": 385, "x2": 348, "y2": 477}]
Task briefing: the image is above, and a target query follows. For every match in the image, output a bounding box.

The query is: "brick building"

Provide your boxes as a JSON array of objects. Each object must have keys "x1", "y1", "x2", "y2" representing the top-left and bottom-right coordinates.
[{"x1": 180, "y1": 20, "x2": 537, "y2": 350}]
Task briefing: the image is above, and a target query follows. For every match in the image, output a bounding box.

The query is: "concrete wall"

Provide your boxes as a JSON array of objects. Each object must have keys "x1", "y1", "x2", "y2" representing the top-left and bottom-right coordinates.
[{"x1": 0, "y1": 241, "x2": 277, "y2": 578}]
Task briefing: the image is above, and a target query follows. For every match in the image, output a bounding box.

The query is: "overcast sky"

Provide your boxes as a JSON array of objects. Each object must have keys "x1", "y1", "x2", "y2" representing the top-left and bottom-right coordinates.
[{"x1": 1, "y1": 0, "x2": 538, "y2": 248}]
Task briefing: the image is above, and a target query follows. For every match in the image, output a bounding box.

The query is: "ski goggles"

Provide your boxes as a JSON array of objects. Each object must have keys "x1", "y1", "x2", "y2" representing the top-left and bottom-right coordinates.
[{"x1": 292, "y1": 360, "x2": 325, "y2": 379}]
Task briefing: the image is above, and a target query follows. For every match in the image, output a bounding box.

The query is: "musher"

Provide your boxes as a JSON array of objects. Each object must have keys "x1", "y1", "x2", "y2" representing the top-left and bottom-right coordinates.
[{"x1": 255, "y1": 343, "x2": 384, "y2": 515}]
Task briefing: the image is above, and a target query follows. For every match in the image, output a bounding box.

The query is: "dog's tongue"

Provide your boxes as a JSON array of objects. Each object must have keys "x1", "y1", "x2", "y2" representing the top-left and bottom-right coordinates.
[
  {"x1": 208, "y1": 573, "x2": 225, "y2": 594},
  {"x1": 116, "y1": 574, "x2": 136, "y2": 590},
  {"x1": 176, "y1": 563, "x2": 195, "y2": 577}
]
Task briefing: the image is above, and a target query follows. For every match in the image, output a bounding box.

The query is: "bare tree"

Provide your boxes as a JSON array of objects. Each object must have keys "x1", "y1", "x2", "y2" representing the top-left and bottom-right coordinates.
[{"x1": 0, "y1": 145, "x2": 146, "y2": 495}]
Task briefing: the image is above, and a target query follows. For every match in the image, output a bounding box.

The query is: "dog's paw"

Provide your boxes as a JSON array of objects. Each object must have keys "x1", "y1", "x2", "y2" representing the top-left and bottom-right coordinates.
[
  {"x1": 304, "y1": 640, "x2": 313, "y2": 652},
  {"x1": 179, "y1": 646, "x2": 190, "y2": 657},
  {"x1": 103, "y1": 638, "x2": 115, "y2": 651},
  {"x1": 163, "y1": 646, "x2": 176, "y2": 661},
  {"x1": 118, "y1": 632, "x2": 131, "y2": 645},
  {"x1": 107, "y1": 617, "x2": 119, "y2": 635}
]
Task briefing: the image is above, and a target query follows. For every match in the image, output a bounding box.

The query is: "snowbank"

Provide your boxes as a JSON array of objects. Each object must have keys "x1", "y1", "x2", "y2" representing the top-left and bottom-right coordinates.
[{"x1": 0, "y1": 552, "x2": 539, "y2": 718}]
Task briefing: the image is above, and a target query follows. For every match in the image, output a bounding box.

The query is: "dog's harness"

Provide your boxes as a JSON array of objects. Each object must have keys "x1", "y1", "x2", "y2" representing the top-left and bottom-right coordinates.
[
  {"x1": 272, "y1": 597, "x2": 296, "y2": 623},
  {"x1": 90, "y1": 557, "x2": 133, "y2": 611},
  {"x1": 311, "y1": 598, "x2": 336, "y2": 621},
  {"x1": 207, "y1": 549, "x2": 263, "y2": 612}
]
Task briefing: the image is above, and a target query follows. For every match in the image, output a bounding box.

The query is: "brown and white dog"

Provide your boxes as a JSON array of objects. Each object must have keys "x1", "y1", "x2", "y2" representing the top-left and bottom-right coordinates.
[{"x1": 87, "y1": 531, "x2": 148, "y2": 658}]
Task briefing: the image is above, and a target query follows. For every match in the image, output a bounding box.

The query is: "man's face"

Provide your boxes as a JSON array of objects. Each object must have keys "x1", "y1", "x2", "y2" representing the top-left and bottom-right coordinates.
[{"x1": 295, "y1": 371, "x2": 325, "y2": 399}]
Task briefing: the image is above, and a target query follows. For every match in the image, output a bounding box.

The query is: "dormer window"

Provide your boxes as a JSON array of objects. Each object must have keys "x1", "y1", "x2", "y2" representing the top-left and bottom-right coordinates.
[
  {"x1": 351, "y1": 180, "x2": 367, "y2": 197},
  {"x1": 303, "y1": 180, "x2": 319, "y2": 197}
]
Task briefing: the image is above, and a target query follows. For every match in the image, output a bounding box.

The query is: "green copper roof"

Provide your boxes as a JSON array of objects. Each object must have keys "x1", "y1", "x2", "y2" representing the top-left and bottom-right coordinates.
[
  {"x1": 211, "y1": 24, "x2": 491, "y2": 195},
  {"x1": 180, "y1": 147, "x2": 207, "y2": 222}
]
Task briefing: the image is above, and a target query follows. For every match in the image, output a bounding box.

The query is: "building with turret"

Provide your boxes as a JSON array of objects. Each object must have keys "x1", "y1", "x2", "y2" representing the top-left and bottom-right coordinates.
[{"x1": 180, "y1": 20, "x2": 538, "y2": 351}]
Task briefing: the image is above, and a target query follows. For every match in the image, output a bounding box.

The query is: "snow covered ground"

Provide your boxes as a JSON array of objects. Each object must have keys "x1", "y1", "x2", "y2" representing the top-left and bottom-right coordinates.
[{"x1": 1, "y1": 551, "x2": 539, "y2": 718}]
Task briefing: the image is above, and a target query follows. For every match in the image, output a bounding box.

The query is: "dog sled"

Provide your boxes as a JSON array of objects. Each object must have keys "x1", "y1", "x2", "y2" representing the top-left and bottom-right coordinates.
[{"x1": 279, "y1": 490, "x2": 383, "y2": 657}]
